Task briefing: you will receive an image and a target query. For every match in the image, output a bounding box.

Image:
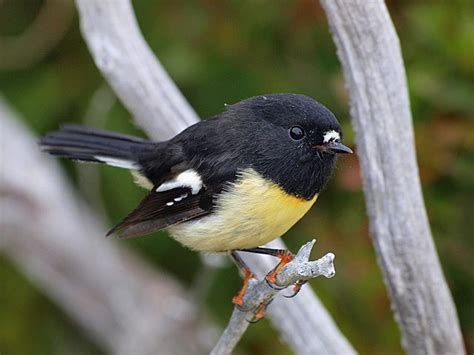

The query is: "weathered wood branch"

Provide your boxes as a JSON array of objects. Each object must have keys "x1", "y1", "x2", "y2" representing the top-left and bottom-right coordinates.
[
  {"x1": 211, "y1": 240, "x2": 336, "y2": 355},
  {"x1": 0, "y1": 97, "x2": 216, "y2": 355},
  {"x1": 243, "y1": 239, "x2": 355, "y2": 354},
  {"x1": 319, "y1": 1, "x2": 465, "y2": 354},
  {"x1": 74, "y1": 0, "x2": 356, "y2": 353}
]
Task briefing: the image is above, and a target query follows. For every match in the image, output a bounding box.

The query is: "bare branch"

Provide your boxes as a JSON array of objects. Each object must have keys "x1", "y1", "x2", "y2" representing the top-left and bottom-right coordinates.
[
  {"x1": 0, "y1": 97, "x2": 216, "y2": 355},
  {"x1": 243, "y1": 239, "x2": 355, "y2": 355},
  {"x1": 211, "y1": 241, "x2": 336, "y2": 355},
  {"x1": 319, "y1": 1, "x2": 465, "y2": 354},
  {"x1": 74, "y1": 0, "x2": 357, "y2": 353}
]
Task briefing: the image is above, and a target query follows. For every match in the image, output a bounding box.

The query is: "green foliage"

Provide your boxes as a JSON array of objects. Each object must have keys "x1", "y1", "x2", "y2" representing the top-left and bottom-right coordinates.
[{"x1": 1, "y1": 0, "x2": 472, "y2": 354}]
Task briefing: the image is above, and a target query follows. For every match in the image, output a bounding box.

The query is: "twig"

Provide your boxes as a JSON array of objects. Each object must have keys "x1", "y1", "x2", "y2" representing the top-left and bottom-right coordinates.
[
  {"x1": 319, "y1": 1, "x2": 465, "y2": 354},
  {"x1": 74, "y1": 1, "x2": 356, "y2": 353},
  {"x1": 211, "y1": 240, "x2": 336, "y2": 355}
]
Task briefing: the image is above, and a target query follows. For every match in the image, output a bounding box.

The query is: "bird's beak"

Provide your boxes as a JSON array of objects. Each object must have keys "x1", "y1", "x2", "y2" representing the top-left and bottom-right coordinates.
[{"x1": 325, "y1": 141, "x2": 353, "y2": 154}]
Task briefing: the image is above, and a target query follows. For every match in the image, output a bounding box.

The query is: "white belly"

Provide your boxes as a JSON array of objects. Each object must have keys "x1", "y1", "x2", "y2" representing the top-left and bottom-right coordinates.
[{"x1": 168, "y1": 169, "x2": 317, "y2": 252}]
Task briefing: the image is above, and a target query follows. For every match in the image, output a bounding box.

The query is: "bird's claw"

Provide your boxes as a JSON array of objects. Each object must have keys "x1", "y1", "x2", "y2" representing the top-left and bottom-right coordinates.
[
  {"x1": 245, "y1": 299, "x2": 274, "y2": 323},
  {"x1": 283, "y1": 279, "x2": 307, "y2": 298},
  {"x1": 264, "y1": 277, "x2": 286, "y2": 290},
  {"x1": 232, "y1": 268, "x2": 256, "y2": 308}
]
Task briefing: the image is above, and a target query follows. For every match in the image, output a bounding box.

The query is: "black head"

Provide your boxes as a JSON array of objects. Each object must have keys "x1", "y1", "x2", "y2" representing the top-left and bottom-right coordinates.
[{"x1": 225, "y1": 93, "x2": 352, "y2": 199}]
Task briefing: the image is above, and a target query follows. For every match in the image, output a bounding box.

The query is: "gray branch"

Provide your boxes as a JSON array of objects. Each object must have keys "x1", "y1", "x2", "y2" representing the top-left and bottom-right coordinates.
[
  {"x1": 0, "y1": 97, "x2": 216, "y2": 355},
  {"x1": 211, "y1": 240, "x2": 336, "y2": 355},
  {"x1": 74, "y1": 0, "x2": 356, "y2": 354},
  {"x1": 242, "y1": 239, "x2": 354, "y2": 354},
  {"x1": 319, "y1": 1, "x2": 465, "y2": 354}
]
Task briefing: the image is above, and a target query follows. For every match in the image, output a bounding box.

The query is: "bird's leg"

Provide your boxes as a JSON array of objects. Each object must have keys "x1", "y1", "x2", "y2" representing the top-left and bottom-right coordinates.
[
  {"x1": 238, "y1": 247, "x2": 306, "y2": 297},
  {"x1": 239, "y1": 247, "x2": 294, "y2": 285},
  {"x1": 230, "y1": 251, "x2": 275, "y2": 321},
  {"x1": 230, "y1": 251, "x2": 256, "y2": 309}
]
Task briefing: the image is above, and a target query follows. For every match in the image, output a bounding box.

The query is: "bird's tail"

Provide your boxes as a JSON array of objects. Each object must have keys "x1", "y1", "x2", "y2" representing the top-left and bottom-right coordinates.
[{"x1": 39, "y1": 124, "x2": 153, "y2": 170}]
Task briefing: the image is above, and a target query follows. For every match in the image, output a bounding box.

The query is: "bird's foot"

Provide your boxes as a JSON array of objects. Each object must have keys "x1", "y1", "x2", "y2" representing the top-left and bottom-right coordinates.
[
  {"x1": 231, "y1": 247, "x2": 308, "y2": 322},
  {"x1": 232, "y1": 268, "x2": 256, "y2": 309},
  {"x1": 231, "y1": 263, "x2": 272, "y2": 323},
  {"x1": 246, "y1": 298, "x2": 274, "y2": 323},
  {"x1": 283, "y1": 279, "x2": 308, "y2": 298},
  {"x1": 263, "y1": 250, "x2": 307, "y2": 298},
  {"x1": 264, "y1": 249, "x2": 294, "y2": 286}
]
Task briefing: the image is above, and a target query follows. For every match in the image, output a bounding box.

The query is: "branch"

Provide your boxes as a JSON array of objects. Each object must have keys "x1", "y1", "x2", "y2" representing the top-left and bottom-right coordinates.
[
  {"x1": 74, "y1": 0, "x2": 357, "y2": 354},
  {"x1": 242, "y1": 238, "x2": 355, "y2": 354},
  {"x1": 319, "y1": 1, "x2": 465, "y2": 354},
  {"x1": 0, "y1": 97, "x2": 217, "y2": 355},
  {"x1": 211, "y1": 240, "x2": 335, "y2": 355}
]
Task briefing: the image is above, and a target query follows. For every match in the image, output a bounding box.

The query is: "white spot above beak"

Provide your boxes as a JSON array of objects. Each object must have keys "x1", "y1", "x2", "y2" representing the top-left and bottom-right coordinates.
[{"x1": 323, "y1": 130, "x2": 340, "y2": 143}]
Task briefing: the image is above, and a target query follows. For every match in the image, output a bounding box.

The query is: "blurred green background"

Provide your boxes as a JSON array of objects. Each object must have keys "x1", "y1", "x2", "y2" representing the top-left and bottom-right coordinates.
[{"x1": 1, "y1": 0, "x2": 473, "y2": 354}]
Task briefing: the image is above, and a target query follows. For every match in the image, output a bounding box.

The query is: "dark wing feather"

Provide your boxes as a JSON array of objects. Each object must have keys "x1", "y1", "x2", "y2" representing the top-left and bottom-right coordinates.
[
  {"x1": 107, "y1": 187, "x2": 211, "y2": 239},
  {"x1": 107, "y1": 119, "x2": 244, "y2": 240}
]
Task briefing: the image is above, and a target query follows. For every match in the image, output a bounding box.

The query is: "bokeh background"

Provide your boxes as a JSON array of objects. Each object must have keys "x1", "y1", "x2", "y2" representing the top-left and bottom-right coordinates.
[{"x1": 1, "y1": 0, "x2": 473, "y2": 354}]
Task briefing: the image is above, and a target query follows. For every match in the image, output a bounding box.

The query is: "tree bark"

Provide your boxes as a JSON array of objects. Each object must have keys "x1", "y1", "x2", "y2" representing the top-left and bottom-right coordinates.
[{"x1": 319, "y1": 1, "x2": 465, "y2": 354}]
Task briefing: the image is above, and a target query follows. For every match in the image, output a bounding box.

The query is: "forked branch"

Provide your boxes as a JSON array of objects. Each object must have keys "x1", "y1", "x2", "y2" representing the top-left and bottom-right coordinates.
[{"x1": 211, "y1": 240, "x2": 336, "y2": 355}]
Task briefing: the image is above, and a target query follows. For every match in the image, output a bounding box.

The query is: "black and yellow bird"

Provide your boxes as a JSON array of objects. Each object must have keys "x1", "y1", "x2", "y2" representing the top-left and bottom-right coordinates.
[{"x1": 40, "y1": 93, "x2": 352, "y2": 313}]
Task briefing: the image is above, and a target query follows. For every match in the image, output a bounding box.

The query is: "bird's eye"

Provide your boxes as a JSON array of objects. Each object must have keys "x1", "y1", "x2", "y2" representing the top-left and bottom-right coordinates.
[{"x1": 289, "y1": 126, "x2": 305, "y2": 140}]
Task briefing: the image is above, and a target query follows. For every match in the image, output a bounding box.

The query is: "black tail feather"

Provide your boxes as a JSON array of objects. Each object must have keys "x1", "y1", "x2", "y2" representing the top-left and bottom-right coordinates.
[{"x1": 39, "y1": 125, "x2": 152, "y2": 169}]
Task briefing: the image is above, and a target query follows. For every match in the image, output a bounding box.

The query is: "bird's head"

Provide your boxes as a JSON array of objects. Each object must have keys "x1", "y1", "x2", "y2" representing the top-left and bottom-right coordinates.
[{"x1": 226, "y1": 93, "x2": 353, "y2": 199}]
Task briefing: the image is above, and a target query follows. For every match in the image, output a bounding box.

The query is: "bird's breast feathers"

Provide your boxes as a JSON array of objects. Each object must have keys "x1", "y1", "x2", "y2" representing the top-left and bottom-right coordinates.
[{"x1": 169, "y1": 169, "x2": 318, "y2": 252}]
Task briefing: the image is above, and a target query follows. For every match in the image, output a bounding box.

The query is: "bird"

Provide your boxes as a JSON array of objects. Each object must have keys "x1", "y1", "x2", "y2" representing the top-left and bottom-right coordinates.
[{"x1": 40, "y1": 93, "x2": 352, "y2": 317}]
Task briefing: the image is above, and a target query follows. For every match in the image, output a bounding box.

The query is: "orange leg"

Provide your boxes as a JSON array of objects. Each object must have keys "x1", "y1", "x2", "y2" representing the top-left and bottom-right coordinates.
[
  {"x1": 265, "y1": 250, "x2": 294, "y2": 286},
  {"x1": 230, "y1": 251, "x2": 256, "y2": 307},
  {"x1": 238, "y1": 247, "x2": 300, "y2": 290},
  {"x1": 240, "y1": 247, "x2": 307, "y2": 298},
  {"x1": 232, "y1": 267, "x2": 255, "y2": 307},
  {"x1": 231, "y1": 247, "x2": 307, "y2": 322}
]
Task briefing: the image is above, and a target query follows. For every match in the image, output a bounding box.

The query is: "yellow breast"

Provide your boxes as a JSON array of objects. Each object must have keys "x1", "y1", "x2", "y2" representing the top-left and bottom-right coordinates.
[{"x1": 168, "y1": 168, "x2": 318, "y2": 252}]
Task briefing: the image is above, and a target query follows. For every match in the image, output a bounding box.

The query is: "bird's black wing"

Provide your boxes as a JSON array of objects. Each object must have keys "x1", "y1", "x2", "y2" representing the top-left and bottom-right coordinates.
[
  {"x1": 107, "y1": 185, "x2": 213, "y2": 239},
  {"x1": 109, "y1": 115, "x2": 246, "y2": 239},
  {"x1": 109, "y1": 161, "x2": 238, "y2": 239}
]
